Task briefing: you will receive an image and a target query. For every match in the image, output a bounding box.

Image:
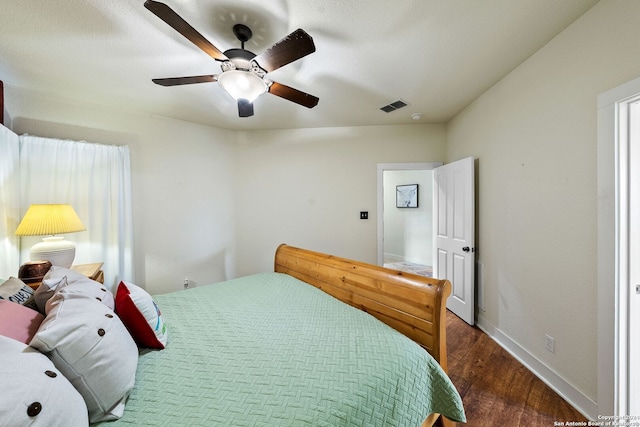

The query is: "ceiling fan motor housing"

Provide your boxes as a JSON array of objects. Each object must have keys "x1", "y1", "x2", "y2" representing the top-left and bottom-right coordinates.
[
  {"x1": 222, "y1": 49, "x2": 257, "y2": 71},
  {"x1": 144, "y1": 0, "x2": 318, "y2": 117}
]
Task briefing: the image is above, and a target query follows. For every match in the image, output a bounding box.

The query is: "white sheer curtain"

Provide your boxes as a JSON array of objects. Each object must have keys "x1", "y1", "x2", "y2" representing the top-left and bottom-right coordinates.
[
  {"x1": 0, "y1": 124, "x2": 20, "y2": 279},
  {"x1": 18, "y1": 134, "x2": 133, "y2": 291}
]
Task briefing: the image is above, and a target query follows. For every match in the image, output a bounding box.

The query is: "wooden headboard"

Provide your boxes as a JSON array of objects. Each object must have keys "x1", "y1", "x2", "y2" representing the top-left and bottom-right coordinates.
[{"x1": 274, "y1": 244, "x2": 452, "y2": 371}]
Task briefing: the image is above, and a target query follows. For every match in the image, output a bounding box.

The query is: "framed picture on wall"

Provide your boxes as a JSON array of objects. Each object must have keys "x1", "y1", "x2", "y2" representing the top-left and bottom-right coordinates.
[{"x1": 396, "y1": 184, "x2": 418, "y2": 208}]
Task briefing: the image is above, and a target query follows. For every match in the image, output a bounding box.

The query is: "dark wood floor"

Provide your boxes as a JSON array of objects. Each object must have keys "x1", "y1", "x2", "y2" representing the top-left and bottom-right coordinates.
[{"x1": 442, "y1": 310, "x2": 588, "y2": 426}]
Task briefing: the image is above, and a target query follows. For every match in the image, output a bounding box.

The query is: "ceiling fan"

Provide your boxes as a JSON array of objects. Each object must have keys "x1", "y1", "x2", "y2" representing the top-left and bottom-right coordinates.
[{"x1": 144, "y1": 0, "x2": 319, "y2": 118}]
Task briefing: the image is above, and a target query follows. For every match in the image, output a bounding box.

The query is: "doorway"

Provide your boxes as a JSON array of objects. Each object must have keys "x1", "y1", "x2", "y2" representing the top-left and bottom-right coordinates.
[
  {"x1": 597, "y1": 76, "x2": 640, "y2": 417},
  {"x1": 376, "y1": 162, "x2": 442, "y2": 275},
  {"x1": 377, "y1": 159, "x2": 476, "y2": 325}
]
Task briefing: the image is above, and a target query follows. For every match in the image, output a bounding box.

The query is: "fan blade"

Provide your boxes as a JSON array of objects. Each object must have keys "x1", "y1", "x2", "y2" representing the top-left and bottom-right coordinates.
[
  {"x1": 238, "y1": 99, "x2": 254, "y2": 117},
  {"x1": 152, "y1": 75, "x2": 217, "y2": 86},
  {"x1": 253, "y1": 29, "x2": 315, "y2": 73},
  {"x1": 144, "y1": 0, "x2": 228, "y2": 62},
  {"x1": 268, "y1": 82, "x2": 319, "y2": 108}
]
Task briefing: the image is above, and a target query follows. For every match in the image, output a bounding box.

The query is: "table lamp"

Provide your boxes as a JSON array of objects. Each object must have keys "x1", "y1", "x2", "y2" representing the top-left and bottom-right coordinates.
[{"x1": 15, "y1": 204, "x2": 86, "y2": 268}]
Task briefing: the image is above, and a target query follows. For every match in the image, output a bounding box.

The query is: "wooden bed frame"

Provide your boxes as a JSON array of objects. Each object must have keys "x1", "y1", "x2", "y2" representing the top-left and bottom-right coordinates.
[{"x1": 274, "y1": 244, "x2": 456, "y2": 427}]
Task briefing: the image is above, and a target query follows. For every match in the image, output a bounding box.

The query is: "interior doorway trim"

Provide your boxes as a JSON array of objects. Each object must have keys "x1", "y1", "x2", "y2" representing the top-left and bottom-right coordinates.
[
  {"x1": 376, "y1": 162, "x2": 442, "y2": 266},
  {"x1": 597, "y1": 75, "x2": 640, "y2": 417}
]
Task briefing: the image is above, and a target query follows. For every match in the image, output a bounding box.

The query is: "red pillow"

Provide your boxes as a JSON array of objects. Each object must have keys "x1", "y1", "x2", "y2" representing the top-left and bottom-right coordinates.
[
  {"x1": 0, "y1": 300, "x2": 45, "y2": 344},
  {"x1": 115, "y1": 281, "x2": 167, "y2": 349}
]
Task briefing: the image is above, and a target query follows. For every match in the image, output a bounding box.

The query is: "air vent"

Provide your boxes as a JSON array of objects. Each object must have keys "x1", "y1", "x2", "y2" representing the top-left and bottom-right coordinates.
[{"x1": 380, "y1": 99, "x2": 409, "y2": 113}]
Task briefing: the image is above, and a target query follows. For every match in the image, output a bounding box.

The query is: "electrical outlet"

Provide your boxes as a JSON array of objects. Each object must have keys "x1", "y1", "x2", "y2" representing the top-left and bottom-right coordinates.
[
  {"x1": 184, "y1": 278, "x2": 189, "y2": 289},
  {"x1": 545, "y1": 334, "x2": 555, "y2": 353},
  {"x1": 360, "y1": 211, "x2": 368, "y2": 220}
]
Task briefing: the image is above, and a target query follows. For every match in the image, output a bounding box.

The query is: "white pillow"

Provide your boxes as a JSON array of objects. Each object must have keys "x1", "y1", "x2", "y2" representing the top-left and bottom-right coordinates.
[
  {"x1": 35, "y1": 266, "x2": 114, "y2": 313},
  {"x1": 47, "y1": 277, "x2": 114, "y2": 313},
  {"x1": 30, "y1": 295, "x2": 138, "y2": 423},
  {"x1": 33, "y1": 266, "x2": 69, "y2": 312},
  {"x1": 41, "y1": 265, "x2": 88, "y2": 288},
  {"x1": 0, "y1": 335, "x2": 88, "y2": 426}
]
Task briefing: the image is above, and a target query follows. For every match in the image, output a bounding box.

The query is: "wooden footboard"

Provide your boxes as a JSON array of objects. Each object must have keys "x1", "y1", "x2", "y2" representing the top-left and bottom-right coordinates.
[{"x1": 274, "y1": 244, "x2": 452, "y2": 370}]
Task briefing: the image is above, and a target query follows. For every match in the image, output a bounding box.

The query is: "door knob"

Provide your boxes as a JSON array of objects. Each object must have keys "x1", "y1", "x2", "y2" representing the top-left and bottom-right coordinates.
[{"x1": 462, "y1": 246, "x2": 471, "y2": 252}]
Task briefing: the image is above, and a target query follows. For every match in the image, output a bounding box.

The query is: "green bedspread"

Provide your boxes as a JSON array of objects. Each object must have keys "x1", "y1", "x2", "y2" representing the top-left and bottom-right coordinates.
[{"x1": 95, "y1": 272, "x2": 465, "y2": 426}]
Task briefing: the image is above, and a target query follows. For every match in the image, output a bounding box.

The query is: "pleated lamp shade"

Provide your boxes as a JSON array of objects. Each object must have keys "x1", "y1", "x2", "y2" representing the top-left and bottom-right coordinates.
[{"x1": 15, "y1": 204, "x2": 86, "y2": 268}]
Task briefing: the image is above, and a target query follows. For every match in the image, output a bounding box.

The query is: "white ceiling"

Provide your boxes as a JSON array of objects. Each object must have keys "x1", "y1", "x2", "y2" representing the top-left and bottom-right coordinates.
[{"x1": 0, "y1": 0, "x2": 598, "y2": 131}]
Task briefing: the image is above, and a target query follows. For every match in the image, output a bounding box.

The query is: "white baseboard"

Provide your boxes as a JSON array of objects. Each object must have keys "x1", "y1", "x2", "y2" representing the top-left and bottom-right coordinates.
[
  {"x1": 476, "y1": 314, "x2": 598, "y2": 421},
  {"x1": 383, "y1": 253, "x2": 404, "y2": 263}
]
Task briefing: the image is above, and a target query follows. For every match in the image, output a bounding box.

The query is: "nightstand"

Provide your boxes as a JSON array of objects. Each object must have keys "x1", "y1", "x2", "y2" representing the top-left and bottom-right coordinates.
[
  {"x1": 71, "y1": 263, "x2": 104, "y2": 284},
  {"x1": 26, "y1": 262, "x2": 104, "y2": 290}
]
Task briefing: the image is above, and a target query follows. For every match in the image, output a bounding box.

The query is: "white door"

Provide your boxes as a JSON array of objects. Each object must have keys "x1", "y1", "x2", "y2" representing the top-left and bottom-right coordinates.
[{"x1": 433, "y1": 157, "x2": 475, "y2": 325}]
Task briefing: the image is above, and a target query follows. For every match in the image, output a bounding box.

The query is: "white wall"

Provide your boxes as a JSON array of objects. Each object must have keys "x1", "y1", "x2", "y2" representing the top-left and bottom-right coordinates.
[
  {"x1": 446, "y1": 0, "x2": 640, "y2": 417},
  {"x1": 383, "y1": 169, "x2": 433, "y2": 265},
  {"x1": 5, "y1": 85, "x2": 237, "y2": 295},
  {"x1": 4, "y1": 85, "x2": 446, "y2": 291},
  {"x1": 233, "y1": 125, "x2": 446, "y2": 276}
]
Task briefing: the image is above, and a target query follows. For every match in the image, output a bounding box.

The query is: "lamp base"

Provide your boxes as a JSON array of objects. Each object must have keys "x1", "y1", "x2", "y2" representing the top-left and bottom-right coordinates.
[{"x1": 30, "y1": 236, "x2": 76, "y2": 268}]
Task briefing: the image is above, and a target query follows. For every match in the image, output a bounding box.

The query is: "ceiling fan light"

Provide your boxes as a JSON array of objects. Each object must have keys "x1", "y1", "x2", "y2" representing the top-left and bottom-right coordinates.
[{"x1": 218, "y1": 70, "x2": 267, "y2": 102}]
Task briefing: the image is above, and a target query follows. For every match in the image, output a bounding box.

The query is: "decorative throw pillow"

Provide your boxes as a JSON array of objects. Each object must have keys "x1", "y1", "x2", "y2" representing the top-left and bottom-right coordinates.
[
  {"x1": 0, "y1": 276, "x2": 39, "y2": 310},
  {"x1": 35, "y1": 266, "x2": 114, "y2": 314},
  {"x1": 0, "y1": 300, "x2": 45, "y2": 343},
  {"x1": 0, "y1": 335, "x2": 88, "y2": 427},
  {"x1": 46, "y1": 276, "x2": 115, "y2": 313},
  {"x1": 33, "y1": 267, "x2": 69, "y2": 313},
  {"x1": 115, "y1": 281, "x2": 168, "y2": 349},
  {"x1": 30, "y1": 295, "x2": 138, "y2": 423}
]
